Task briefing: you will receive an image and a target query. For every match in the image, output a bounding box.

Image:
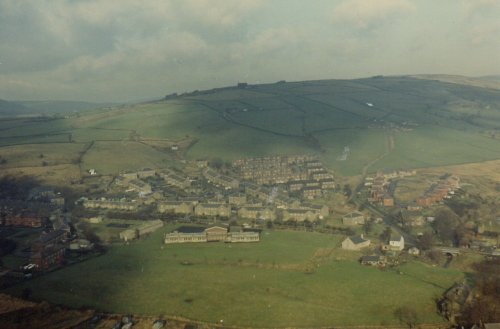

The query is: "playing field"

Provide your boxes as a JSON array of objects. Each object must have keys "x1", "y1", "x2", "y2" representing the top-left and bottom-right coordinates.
[{"x1": 10, "y1": 229, "x2": 463, "y2": 327}]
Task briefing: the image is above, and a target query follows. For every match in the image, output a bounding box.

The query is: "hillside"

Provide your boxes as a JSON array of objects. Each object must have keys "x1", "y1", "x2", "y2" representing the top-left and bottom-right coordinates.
[
  {"x1": 1, "y1": 75, "x2": 500, "y2": 177},
  {"x1": 17, "y1": 100, "x2": 115, "y2": 115},
  {"x1": 0, "y1": 99, "x2": 32, "y2": 117}
]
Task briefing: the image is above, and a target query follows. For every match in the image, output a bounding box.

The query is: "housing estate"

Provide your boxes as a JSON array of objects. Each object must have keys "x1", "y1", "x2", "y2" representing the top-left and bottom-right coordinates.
[{"x1": 416, "y1": 175, "x2": 460, "y2": 207}]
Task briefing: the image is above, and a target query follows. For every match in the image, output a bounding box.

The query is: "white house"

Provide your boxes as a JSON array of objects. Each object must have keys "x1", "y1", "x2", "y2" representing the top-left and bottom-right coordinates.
[{"x1": 389, "y1": 235, "x2": 405, "y2": 251}]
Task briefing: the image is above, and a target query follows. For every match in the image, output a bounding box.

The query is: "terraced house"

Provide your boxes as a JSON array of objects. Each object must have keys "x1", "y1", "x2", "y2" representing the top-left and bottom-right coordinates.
[
  {"x1": 83, "y1": 199, "x2": 138, "y2": 211},
  {"x1": 194, "y1": 203, "x2": 231, "y2": 218},
  {"x1": 282, "y1": 208, "x2": 317, "y2": 222},
  {"x1": 203, "y1": 168, "x2": 240, "y2": 189},
  {"x1": 160, "y1": 171, "x2": 191, "y2": 189},
  {"x1": 238, "y1": 206, "x2": 276, "y2": 221},
  {"x1": 157, "y1": 201, "x2": 194, "y2": 215}
]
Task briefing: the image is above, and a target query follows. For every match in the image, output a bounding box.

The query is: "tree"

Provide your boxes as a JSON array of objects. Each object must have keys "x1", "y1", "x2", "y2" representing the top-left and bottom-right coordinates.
[
  {"x1": 432, "y1": 208, "x2": 460, "y2": 245},
  {"x1": 379, "y1": 226, "x2": 392, "y2": 243},
  {"x1": 363, "y1": 219, "x2": 374, "y2": 235},
  {"x1": 343, "y1": 184, "x2": 352, "y2": 197},
  {"x1": 394, "y1": 306, "x2": 418, "y2": 328},
  {"x1": 417, "y1": 231, "x2": 435, "y2": 251},
  {"x1": 21, "y1": 287, "x2": 33, "y2": 300},
  {"x1": 209, "y1": 157, "x2": 224, "y2": 169}
]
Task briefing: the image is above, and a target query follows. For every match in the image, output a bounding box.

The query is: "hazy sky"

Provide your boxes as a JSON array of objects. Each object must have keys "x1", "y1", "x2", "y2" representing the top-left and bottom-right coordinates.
[{"x1": 1, "y1": 0, "x2": 499, "y2": 102}]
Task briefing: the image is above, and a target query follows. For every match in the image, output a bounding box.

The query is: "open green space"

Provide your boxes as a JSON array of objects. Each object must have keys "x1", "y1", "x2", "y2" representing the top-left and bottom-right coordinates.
[
  {"x1": 9, "y1": 229, "x2": 463, "y2": 327},
  {"x1": 81, "y1": 141, "x2": 175, "y2": 174},
  {"x1": 372, "y1": 126, "x2": 500, "y2": 172}
]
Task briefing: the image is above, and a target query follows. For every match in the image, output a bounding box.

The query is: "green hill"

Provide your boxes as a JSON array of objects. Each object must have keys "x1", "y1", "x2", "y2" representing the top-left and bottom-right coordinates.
[{"x1": 1, "y1": 76, "x2": 500, "y2": 176}]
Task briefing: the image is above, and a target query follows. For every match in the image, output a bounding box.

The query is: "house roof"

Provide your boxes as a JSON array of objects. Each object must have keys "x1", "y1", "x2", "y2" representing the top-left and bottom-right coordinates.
[
  {"x1": 349, "y1": 235, "x2": 368, "y2": 245},
  {"x1": 343, "y1": 211, "x2": 364, "y2": 219},
  {"x1": 205, "y1": 226, "x2": 228, "y2": 233},
  {"x1": 361, "y1": 255, "x2": 383, "y2": 262},
  {"x1": 198, "y1": 203, "x2": 227, "y2": 208},
  {"x1": 176, "y1": 226, "x2": 206, "y2": 233},
  {"x1": 38, "y1": 229, "x2": 65, "y2": 243},
  {"x1": 389, "y1": 235, "x2": 402, "y2": 242}
]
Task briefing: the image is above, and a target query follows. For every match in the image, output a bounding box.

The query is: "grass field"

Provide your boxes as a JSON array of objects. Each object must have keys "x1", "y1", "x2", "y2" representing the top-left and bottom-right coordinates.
[
  {"x1": 9, "y1": 229, "x2": 463, "y2": 327},
  {"x1": 371, "y1": 126, "x2": 500, "y2": 172}
]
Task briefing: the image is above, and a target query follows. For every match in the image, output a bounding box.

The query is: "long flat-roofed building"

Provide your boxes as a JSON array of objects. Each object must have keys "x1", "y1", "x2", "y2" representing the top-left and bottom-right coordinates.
[{"x1": 164, "y1": 226, "x2": 260, "y2": 244}]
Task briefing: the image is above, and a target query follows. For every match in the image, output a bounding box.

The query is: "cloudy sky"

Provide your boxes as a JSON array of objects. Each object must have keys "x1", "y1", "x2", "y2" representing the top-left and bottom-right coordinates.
[{"x1": 1, "y1": 0, "x2": 499, "y2": 102}]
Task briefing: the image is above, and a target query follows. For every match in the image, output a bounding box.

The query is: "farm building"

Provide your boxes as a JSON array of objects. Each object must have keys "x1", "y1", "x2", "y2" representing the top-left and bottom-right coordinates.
[
  {"x1": 341, "y1": 235, "x2": 371, "y2": 250},
  {"x1": 360, "y1": 255, "x2": 386, "y2": 266}
]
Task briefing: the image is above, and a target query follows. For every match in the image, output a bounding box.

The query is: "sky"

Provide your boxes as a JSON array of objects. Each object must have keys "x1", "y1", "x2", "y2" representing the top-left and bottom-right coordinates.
[{"x1": 1, "y1": 0, "x2": 499, "y2": 102}]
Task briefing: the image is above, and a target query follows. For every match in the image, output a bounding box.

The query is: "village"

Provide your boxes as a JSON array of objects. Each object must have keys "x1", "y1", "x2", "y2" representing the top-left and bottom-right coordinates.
[{"x1": 1, "y1": 152, "x2": 498, "y2": 288}]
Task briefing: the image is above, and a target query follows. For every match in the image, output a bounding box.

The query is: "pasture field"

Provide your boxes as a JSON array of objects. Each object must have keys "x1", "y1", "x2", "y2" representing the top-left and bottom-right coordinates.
[
  {"x1": 0, "y1": 143, "x2": 85, "y2": 168},
  {"x1": 316, "y1": 129, "x2": 388, "y2": 175},
  {"x1": 9, "y1": 229, "x2": 463, "y2": 327},
  {"x1": 81, "y1": 141, "x2": 175, "y2": 174},
  {"x1": 371, "y1": 126, "x2": 500, "y2": 172}
]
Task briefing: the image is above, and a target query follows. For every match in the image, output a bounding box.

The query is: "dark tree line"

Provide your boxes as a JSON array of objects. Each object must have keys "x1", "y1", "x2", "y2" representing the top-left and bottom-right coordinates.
[{"x1": 0, "y1": 176, "x2": 40, "y2": 200}]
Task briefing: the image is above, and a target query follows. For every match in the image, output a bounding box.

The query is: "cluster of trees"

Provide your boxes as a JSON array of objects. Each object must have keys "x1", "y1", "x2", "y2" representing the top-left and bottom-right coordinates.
[
  {"x1": 431, "y1": 208, "x2": 468, "y2": 247},
  {"x1": 458, "y1": 258, "x2": 500, "y2": 325},
  {"x1": 0, "y1": 176, "x2": 39, "y2": 200},
  {"x1": 0, "y1": 238, "x2": 16, "y2": 257}
]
